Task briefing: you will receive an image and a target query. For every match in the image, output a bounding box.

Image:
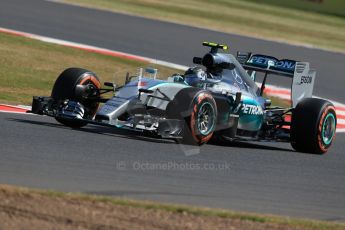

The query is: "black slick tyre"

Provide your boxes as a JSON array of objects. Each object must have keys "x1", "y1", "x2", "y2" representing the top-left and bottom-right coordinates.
[
  {"x1": 52, "y1": 68, "x2": 101, "y2": 128},
  {"x1": 167, "y1": 88, "x2": 217, "y2": 145},
  {"x1": 290, "y1": 98, "x2": 336, "y2": 154}
]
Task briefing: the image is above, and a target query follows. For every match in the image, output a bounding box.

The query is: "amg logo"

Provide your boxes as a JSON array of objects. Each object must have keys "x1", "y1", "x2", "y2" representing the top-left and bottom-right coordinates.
[{"x1": 242, "y1": 104, "x2": 263, "y2": 115}]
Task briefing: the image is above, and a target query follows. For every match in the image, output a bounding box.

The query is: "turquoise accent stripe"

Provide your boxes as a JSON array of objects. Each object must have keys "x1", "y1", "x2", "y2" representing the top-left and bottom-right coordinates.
[{"x1": 322, "y1": 113, "x2": 336, "y2": 145}]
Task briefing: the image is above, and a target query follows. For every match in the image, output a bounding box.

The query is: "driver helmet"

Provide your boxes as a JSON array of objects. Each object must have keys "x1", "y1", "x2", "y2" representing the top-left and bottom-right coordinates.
[{"x1": 184, "y1": 67, "x2": 207, "y2": 87}]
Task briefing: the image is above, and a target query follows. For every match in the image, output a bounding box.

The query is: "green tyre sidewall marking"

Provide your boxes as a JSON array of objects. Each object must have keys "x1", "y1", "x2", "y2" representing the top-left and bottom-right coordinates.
[{"x1": 322, "y1": 112, "x2": 336, "y2": 145}]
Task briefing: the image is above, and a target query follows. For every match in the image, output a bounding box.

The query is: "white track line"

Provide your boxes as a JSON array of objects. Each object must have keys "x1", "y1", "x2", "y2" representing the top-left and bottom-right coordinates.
[{"x1": 0, "y1": 110, "x2": 36, "y2": 115}]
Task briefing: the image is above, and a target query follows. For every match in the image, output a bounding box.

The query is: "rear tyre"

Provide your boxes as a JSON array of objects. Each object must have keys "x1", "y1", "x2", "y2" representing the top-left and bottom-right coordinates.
[
  {"x1": 290, "y1": 98, "x2": 336, "y2": 154},
  {"x1": 52, "y1": 68, "x2": 101, "y2": 128},
  {"x1": 167, "y1": 88, "x2": 217, "y2": 145}
]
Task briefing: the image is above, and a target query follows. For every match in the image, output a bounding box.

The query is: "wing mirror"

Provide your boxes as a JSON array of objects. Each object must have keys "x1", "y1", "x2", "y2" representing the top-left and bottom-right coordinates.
[
  {"x1": 104, "y1": 82, "x2": 115, "y2": 88},
  {"x1": 193, "y1": 57, "x2": 202, "y2": 64}
]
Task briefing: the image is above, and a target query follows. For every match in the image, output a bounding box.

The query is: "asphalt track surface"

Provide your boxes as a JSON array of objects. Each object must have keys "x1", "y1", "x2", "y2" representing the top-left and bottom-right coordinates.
[{"x1": 0, "y1": 0, "x2": 345, "y2": 221}]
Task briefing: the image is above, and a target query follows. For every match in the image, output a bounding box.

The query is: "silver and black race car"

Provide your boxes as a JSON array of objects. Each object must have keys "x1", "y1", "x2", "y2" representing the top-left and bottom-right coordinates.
[{"x1": 31, "y1": 42, "x2": 337, "y2": 154}]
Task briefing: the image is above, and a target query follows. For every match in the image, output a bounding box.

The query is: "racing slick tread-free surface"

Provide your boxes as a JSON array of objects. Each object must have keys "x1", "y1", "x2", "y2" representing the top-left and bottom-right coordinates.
[
  {"x1": 167, "y1": 88, "x2": 217, "y2": 145},
  {"x1": 52, "y1": 68, "x2": 101, "y2": 128},
  {"x1": 291, "y1": 98, "x2": 336, "y2": 154}
]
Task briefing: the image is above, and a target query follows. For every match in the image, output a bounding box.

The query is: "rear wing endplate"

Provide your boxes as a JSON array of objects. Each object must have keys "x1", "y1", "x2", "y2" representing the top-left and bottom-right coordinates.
[{"x1": 237, "y1": 52, "x2": 316, "y2": 107}]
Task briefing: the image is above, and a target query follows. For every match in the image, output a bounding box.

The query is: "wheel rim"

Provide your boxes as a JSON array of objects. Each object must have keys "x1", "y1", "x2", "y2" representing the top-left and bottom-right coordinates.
[
  {"x1": 197, "y1": 102, "x2": 215, "y2": 135},
  {"x1": 322, "y1": 113, "x2": 336, "y2": 145}
]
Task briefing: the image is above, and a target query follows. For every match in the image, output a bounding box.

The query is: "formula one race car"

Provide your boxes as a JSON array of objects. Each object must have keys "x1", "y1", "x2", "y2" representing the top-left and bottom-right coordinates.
[{"x1": 31, "y1": 42, "x2": 337, "y2": 154}]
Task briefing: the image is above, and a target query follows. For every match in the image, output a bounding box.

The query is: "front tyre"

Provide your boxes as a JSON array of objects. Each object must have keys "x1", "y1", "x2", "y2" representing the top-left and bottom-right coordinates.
[
  {"x1": 52, "y1": 68, "x2": 101, "y2": 128},
  {"x1": 290, "y1": 98, "x2": 336, "y2": 154},
  {"x1": 167, "y1": 88, "x2": 217, "y2": 145}
]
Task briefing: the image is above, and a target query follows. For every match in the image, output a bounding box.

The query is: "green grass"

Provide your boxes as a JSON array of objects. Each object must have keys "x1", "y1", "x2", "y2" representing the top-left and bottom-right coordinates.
[
  {"x1": 269, "y1": 96, "x2": 291, "y2": 108},
  {"x1": 8, "y1": 185, "x2": 345, "y2": 230},
  {"x1": 245, "y1": 0, "x2": 345, "y2": 18},
  {"x1": 64, "y1": 0, "x2": 345, "y2": 52},
  {"x1": 0, "y1": 32, "x2": 181, "y2": 105}
]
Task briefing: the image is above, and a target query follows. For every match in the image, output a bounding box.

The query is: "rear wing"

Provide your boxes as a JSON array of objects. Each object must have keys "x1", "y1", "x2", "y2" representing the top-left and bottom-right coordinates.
[{"x1": 237, "y1": 52, "x2": 316, "y2": 107}]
